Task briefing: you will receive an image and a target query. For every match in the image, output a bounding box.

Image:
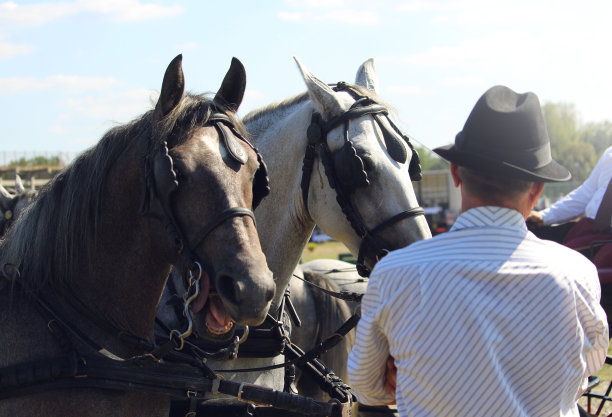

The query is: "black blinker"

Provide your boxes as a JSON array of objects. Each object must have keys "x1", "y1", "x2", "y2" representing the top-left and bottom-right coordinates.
[
  {"x1": 375, "y1": 114, "x2": 407, "y2": 164},
  {"x1": 334, "y1": 141, "x2": 369, "y2": 189}
]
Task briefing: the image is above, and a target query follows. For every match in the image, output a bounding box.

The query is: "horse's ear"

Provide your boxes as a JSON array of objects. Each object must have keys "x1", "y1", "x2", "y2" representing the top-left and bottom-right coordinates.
[
  {"x1": 15, "y1": 175, "x2": 25, "y2": 194},
  {"x1": 214, "y1": 57, "x2": 246, "y2": 112},
  {"x1": 154, "y1": 54, "x2": 185, "y2": 120},
  {"x1": 355, "y1": 58, "x2": 378, "y2": 93},
  {"x1": 294, "y1": 56, "x2": 343, "y2": 118},
  {"x1": 0, "y1": 184, "x2": 11, "y2": 212},
  {"x1": 0, "y1": 184, "x2": 11, "y2": 199}
]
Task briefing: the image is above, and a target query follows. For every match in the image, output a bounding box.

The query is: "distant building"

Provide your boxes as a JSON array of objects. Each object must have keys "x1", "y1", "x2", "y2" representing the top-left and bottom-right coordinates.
[{"x1": 413, "y1": 169, "x2": 461, "y2": 234}]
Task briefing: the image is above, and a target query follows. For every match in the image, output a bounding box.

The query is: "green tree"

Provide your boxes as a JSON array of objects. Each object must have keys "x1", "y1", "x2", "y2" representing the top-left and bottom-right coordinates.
[
  {"x1": 580, "y1": 120, "x2": 612, "y2": 156},
  {"x1": 415, "y1": 145, "x2": 448, "y2": 171},
  {"x1": 542, "y1": 102, "x2": 601, "y2": 183},
  {"x1": 9, "y1": 155, "x2": 62, "y2": 166}
]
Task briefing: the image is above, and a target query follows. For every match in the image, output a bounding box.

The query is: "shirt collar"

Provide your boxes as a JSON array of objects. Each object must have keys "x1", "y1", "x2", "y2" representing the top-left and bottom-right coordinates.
[{"x1": 450, "y1": 206, "x2": 528, "y2": 232}]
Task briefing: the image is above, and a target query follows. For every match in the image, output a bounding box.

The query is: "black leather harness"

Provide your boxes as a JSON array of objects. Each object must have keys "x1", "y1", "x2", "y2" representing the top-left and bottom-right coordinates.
[{"x1": 0, "y1": 111, "x2": 353, "y2": 416}]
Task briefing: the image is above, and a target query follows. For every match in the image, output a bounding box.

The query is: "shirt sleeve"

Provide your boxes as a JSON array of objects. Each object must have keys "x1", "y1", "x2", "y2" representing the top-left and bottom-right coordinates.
[
  {"x1": 347, "y1": 272, "x2": 395, "y2": 406},
  {"x1": 575, "y1": 262, "x2": 609, "y2": 397},
  {"x1": 541, "y1": 148, "x2": 611, "y2": 225}
]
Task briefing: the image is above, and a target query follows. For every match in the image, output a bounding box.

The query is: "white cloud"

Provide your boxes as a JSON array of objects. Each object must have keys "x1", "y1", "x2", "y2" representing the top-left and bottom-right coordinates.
[
  {"x1": 0, "y1": 0, "x2": 183, "y2": 26},
  {"x1": 176, "y1": 42, "x2": 197, "y2": 51},
  {"x1": 277, "y1": 11, "x2": 306, "y2": 21},
  {"x1": 277, "y1": 8, "x2": 379, "y2": 25},
  {"x1": 0, "y1": 34, "x2": 32, "y2": 59},
  {"x1": 244, "y1": 89, "x2": 266, "y2": 102},
  {"x1": 441, "y1": 76, "x2": 485, "y2": 87},
  {"x1": 386, "y1": 85, "x2": 430, "y2": 96},
  {"x1": 47, "y1": 88, "x2": 155, "y2": 142},
  {"x1": 278, "y1": 0, "x2": 379, "y2": 25},
  {"x1": 0, "y1": 75, "x2": 118, "y2": 94},
  {"x1": 61, "y1": 87, "x2": 154, "y2": 119},
  {"x1": 284, "y1": 0, "x2": 345, "y2": 8},
  {"x1": 0, "y1": 1, "x2": 77, "y2": 25},
  {"x1": 80, "y1": 0, "x2": 183, "y2": 22}
]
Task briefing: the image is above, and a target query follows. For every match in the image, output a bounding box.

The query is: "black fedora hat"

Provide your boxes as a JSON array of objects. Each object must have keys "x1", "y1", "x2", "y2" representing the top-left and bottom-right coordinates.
[{"x1": 434, "y1": 85, "x2": 571, "y2": 182}]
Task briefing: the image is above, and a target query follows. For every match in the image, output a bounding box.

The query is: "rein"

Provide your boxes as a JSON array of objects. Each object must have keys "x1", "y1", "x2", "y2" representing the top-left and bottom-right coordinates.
[
  {"x1": 0, "y1": 270, "x2": 352, "y2": 416},
  {"x1": 301, "y1": 82, "x2": 425, "y2": 277}
]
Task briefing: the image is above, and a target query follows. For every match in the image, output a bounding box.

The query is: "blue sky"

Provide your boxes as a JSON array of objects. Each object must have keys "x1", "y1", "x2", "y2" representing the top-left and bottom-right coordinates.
[{"x1": 1, "y1": 0, "x2": 611, "y2": 163}]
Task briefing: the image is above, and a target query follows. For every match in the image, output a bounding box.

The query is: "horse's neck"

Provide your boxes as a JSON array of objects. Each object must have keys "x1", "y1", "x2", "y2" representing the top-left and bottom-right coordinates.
[
  {"x1": 71, "y1": 168, "x2": 173, "y2": 343},
  {"x1": 79, "y1": 246, "x2": 172, "y2": 342},
  {"x1": 246, "y1": 101, "x2": 315, "y2": 306}
]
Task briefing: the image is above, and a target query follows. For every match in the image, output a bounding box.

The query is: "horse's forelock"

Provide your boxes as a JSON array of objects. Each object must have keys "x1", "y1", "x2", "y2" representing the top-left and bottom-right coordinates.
[{"x1": 155, "y1": 93, "x2": 250, "y2": 147}]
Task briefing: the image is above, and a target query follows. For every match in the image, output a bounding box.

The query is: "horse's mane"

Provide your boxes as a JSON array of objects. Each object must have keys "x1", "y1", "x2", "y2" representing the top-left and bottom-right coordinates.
[
  {"x1": 243, "y1": 83, "x2": 397, "y2": 142},
  {"x1": 0, "y1": 93, "x2": 237, "y2": 293},
  {"x1": 243, "y1": 92, "x2": 310, "y2": 126}
]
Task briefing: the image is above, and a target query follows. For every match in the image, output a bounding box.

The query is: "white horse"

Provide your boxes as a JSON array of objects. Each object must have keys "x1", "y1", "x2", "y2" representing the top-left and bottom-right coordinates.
[
  {"x1": 0, "y1": 175, "x2": 36, "y2": 236},
  {"x1": 159, "y1": 57, "x2": 431, "y2": 415}
]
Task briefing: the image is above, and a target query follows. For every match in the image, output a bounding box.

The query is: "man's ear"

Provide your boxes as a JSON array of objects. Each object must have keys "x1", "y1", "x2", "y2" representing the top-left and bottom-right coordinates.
[
  {"x1": 450, "y1": 163, "x2": 462, "y2": 187},
  {"x1": 529, "y1": 182, "x2": 545, "y2": 205}
]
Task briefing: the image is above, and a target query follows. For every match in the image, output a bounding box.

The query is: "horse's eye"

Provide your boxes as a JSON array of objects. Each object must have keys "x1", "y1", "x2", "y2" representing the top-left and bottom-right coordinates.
[
  {"x1": 174, "y1": 167, "x2": 185, "y2": 181},
  {"x1": 361, "y1": 155, "x2": 374, "y2": 172}
]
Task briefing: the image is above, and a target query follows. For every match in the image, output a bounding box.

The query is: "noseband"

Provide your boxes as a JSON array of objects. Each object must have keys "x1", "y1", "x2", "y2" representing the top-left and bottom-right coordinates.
[{"x1": 301, "y1": 82, "x2": 425, "y2": 277}]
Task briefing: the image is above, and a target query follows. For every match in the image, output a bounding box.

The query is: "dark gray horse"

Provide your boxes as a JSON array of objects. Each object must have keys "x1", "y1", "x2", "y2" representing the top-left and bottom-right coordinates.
[
  {"x1": 0, "y1": 55, "x2": 274, "y2": 417},
  {"x1": 159, "y1": 57, "x2": 430, "y2": 416}
]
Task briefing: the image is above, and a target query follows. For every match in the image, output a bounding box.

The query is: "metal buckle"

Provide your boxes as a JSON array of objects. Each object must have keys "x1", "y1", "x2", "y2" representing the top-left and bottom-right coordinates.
[{"x1": 236, "y1": 382, "x2": 272, "y2": 407}]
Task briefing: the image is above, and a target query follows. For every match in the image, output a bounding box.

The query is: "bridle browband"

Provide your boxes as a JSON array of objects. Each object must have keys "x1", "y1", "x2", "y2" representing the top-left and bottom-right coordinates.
[{"x1": 301, "y1": 82, "x2": 425, "y2": 276}]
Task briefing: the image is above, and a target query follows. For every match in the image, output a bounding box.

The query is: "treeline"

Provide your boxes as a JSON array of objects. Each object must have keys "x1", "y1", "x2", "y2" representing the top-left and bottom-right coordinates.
[
  {"x1": 417, "y1": 102, "x2": 612, "y2": 184},
  {"x1": 8, "y1": 155, "x2": 64, "y2": 167}
]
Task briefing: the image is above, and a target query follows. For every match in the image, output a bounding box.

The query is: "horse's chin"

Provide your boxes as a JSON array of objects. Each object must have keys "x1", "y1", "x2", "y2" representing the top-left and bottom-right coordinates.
[
  {"x1": 192, "y1": 316, "x2": 237, "y2": 343},
  {"x1": 190, "y1": 291, "x2": 237, "y2": 342}
]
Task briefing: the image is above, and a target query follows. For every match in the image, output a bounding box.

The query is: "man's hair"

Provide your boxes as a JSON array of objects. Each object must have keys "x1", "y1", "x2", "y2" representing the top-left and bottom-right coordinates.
[{"x1": 459, "y1": 166, "x2": 534, "y2": 203}]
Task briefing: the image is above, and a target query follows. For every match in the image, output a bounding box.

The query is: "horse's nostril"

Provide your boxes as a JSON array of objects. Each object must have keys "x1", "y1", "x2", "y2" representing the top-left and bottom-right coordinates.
[
  {"x1": 265, "y1": 284, "x2": 275, "y2": 303},
  {"x1": 216, "y1": 274, "x2": 238, "y2": 305},
  {"x1": 234, "y1": 280, "x2": 246, "y2": 301}
]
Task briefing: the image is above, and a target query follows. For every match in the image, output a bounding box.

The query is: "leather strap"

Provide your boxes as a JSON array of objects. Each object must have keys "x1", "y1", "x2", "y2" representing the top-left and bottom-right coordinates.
[
  {"x1": 593, "y1": 176, "x2": 612, "y2": 232},
  {"x1": 0, "y1": 353, "x2": 214, "y2": 400},
  {"x1": 217, "y1": 380, "x2": 350, "y2": 417}
]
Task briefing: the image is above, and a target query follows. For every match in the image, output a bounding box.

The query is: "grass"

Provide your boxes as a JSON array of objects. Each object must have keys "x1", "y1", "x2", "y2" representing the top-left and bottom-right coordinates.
[
  {"x1": 301, "y1": 240, "x2": 351, "y2": 263},
  {"x1": 579, "y1": 346, "x2": 612, "y2": 416}
]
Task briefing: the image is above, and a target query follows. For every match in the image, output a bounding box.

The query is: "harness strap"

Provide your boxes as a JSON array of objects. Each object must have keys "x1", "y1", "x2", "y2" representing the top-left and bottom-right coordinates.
[
  {"x1": 0, "y1": 353, "x2": 214, "y2": 400},
  {"x1": 292, "y1": 273, "x2": 363, "y2": 303},
  {"x1": 284, "y1": 343, "x2": 354, "y2": 405},
  {"x1": 356, "y1": 207, "x2": 426, "y2": 276},
  {"x1": 214, "y1": 309, "x2": 360, "y2": 374},
  {"x1": 218, "y1": 380, "x2": 350, "y2": 417},
  {"x1": 189, "y1": 207, "x2": 256, "y2": 250}
]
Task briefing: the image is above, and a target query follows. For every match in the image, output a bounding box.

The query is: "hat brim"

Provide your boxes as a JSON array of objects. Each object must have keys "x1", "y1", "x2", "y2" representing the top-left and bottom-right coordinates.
[{"x1": 434, "y1": 144, "x2": 571, "y2": 183}]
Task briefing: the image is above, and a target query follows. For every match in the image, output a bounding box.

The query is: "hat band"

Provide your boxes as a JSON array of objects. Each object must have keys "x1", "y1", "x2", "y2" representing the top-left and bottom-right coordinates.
[{"x1": 456, "y1": 133, "x2": 552, "y2": 170}]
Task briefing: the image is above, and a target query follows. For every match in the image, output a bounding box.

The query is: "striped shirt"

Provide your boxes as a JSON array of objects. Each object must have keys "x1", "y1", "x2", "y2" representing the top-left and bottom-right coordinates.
[{"x1": 348, "y1": 206, "x2": 608, "y2": 417}]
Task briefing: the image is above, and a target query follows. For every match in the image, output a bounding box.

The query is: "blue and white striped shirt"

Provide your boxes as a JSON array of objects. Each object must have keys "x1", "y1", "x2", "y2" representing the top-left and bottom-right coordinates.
[{"x1": 348, "y1": 206, "x2": 608, "y2": 417}]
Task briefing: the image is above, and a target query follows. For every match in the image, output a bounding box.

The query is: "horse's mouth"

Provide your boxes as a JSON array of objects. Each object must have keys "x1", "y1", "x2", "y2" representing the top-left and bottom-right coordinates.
[{"x1": 189, "y1": 275, "x2": 234, "y2": 336}]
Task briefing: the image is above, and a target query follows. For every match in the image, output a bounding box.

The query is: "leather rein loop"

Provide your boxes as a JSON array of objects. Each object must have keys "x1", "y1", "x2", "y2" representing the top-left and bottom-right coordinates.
[{"x1": 301, "y1": 82, "x2": 425, "y2": 277}]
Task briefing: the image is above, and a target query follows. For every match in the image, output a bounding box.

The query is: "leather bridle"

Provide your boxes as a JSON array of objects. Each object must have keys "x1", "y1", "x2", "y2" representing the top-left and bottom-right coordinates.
[
  {"x1": 301, "y1": 82, "x2": 425, "y2": 276},
  {"x1": 139, "y1": 111, "x2": 270, "y2": 346}
]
